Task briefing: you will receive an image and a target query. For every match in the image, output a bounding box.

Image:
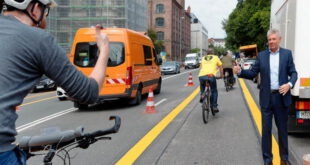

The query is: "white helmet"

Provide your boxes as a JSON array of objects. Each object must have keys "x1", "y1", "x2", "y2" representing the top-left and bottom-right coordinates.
[{"x1": 4, "y1": 0, "x2": 57, "y2": 10}]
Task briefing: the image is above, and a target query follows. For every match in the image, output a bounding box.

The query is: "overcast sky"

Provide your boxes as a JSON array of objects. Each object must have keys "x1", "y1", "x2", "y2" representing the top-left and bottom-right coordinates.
[{"x1": 185, "y1": 0, "x2": 238, "y2": 38}]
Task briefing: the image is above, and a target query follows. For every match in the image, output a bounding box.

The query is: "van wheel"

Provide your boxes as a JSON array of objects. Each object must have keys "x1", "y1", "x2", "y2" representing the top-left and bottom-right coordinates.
[
  {"x1": 128, "y1": 88, "x2": 142, "y2": 105},
  {"x1": 74, "y1": 101, "x2": 88, "y2": 110},
  {"x1": 154, "y1": 80, "x2": 161, "y2": 94}
]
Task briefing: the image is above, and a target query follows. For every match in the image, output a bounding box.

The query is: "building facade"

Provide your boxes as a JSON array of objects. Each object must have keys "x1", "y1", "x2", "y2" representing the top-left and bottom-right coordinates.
[
  {"x1": 47, "y1": 0, "x2": 148, "y2": 52},
  {"x1": 190, "y1": 13, "x2": 208, "y2": 57},
  {"x1": 209, "y1": 38, "x2": 226, "y2": 48},
  {"x1": 148, "y1": 0, "x2": 191, "y2": 62}
]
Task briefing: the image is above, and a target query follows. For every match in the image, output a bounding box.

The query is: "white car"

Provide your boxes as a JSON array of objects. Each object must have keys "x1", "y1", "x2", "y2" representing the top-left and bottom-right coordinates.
[
  {"x1": 56, "y1": 87, "x2": 68, "y2": 101},
  {"x1": 242, "y1": 58, "x2": 256, "y2": 70}
]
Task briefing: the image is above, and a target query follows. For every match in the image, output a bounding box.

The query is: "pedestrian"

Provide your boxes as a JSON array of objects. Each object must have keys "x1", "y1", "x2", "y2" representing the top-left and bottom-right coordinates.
[
  {"x1": 198, "y1": 48, "x2": 223, "y2": 112},
  {"x1": 233, "y1": 28, "x2": 298, "y2": 165},
  {"x1": 0, "y1": 0, "x2": 110, "y2": 164}
]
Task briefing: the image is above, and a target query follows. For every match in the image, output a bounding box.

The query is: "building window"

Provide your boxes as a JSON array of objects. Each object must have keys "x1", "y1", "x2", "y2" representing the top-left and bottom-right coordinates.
[
  {"x1": 156, "y1": 17, "x2": 164, "y2": 27},
  {"x1": 157, "y1": 31, "x2": 164, "y2": 40},
  {"x1": 156, "y1": 4, "x2": 164, "y2": 13}
]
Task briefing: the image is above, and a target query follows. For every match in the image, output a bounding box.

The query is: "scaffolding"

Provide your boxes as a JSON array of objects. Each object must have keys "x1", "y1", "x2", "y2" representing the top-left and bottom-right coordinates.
[{"x1": 47, "y1": 0, "x2": 147, "y2": 52}]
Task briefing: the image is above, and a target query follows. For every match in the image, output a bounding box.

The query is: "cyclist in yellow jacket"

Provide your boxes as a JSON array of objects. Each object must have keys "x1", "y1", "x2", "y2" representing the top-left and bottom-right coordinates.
[{"x1": 198, "y1": 48, "x2": 223, "y2": 112}]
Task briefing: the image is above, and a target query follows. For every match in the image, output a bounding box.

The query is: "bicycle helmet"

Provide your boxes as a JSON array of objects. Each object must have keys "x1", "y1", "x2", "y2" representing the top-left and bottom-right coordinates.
[{"x1": 4, "y1": 0, "x2": 57, "y2": 10}]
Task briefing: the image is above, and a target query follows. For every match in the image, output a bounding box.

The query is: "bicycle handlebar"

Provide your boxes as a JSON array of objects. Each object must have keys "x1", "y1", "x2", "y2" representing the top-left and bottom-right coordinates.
[
  {"x1": 19, "y1": 126, "x2": 84, "y2": 149},
  {"x1": 18, "y1": 116, "x2": 121, "y2": 152}
]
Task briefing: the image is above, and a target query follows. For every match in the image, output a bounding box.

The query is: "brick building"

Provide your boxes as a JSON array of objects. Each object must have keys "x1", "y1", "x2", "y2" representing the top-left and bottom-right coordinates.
[{"x1": 148, "y1": 0, "x2": 191, "y2": 62}]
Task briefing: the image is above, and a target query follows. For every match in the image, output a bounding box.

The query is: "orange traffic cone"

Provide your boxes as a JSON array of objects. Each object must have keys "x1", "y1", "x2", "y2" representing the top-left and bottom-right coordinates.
[
  {"x1": 15, "y1": 106, "x2": 19, "y2": 111},
  {"x1": 144, "y1": 87, "x2": 156, "y2": 114},
  {"x1": 187, "y1": 72, "x2": 194, "y2": 86}
]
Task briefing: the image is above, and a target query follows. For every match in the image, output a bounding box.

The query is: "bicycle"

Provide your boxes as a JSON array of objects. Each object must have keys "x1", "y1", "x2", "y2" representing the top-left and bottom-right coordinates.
[
  {"x1": 201, "y1": 75, "x2": 221, "y2": 124},
  {"x1": 18, "y1": 116, "x2": 121, "y2": 165},
  {"x1": 223, "y1": 71, "x2": 233, "y2": 92}
]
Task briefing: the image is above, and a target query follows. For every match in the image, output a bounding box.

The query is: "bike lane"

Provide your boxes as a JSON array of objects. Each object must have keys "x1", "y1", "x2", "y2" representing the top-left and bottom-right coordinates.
[
  {"x1": 151, "y1": 79, "x2": 264, "y2": 165},
  {"x1": 117, "y1": 78, "x2": 268, "y2": 164}
]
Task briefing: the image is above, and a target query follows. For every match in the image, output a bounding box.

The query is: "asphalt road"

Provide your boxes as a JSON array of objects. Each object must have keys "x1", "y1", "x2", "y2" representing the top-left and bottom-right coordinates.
[{"x1": 16, "y1": 69, "x2": 310, "y2": 165}]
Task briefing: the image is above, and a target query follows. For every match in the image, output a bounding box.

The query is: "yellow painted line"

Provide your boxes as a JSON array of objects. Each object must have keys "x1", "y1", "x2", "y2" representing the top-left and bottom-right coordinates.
[
  {"x1": 25, "y1": 91, "x2": 55, "y2": 99},
  {"x1": 20, "y1": 96, "x2": 57, "y2": 107},
  {"x1": 238, "y1": 79, "x2": 280, "y2": 164},
  {"x1": 116, "y1": 87, "x2": 200, "y2": 165}
]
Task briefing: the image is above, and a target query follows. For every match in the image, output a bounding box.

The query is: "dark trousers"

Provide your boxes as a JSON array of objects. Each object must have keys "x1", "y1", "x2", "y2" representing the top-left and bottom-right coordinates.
[
  {"x1": 261, "y1": 92, "x2": 289, "y2": 163},
  {"x1": 199, "y1": 75, "x2": 218, "y2": 108},
  {"x1": 223, "y1": 68, "x2": 235, "y2": 84}
]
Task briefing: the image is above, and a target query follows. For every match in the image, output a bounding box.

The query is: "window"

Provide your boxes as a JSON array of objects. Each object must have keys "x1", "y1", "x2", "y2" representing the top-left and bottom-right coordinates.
[
  {"x1": 156, "y1": 31, "x2": 164, "y2": 40},
  {"x1": 156, "y1": 17, "x2": 164, "y2": 27},
  {"x1": 156, "y1": 4, "x2": 164, "y2": 13},
  {"x1": 74, "y1": 42, "x2": 124, "y2": 67},
  {"x1": 143, "y1": 45, "x2": 152, "y2": 65}
]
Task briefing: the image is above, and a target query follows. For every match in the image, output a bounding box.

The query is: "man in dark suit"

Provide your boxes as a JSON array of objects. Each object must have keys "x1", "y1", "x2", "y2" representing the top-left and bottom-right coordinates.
[{"x1": 233, "y1": 28, "x2": 298, "y2": 165}]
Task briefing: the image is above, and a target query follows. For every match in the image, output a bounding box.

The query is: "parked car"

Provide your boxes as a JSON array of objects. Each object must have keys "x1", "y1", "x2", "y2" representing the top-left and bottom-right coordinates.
[
  {"x1": 32, "y1": 75, "x2": 56, "y2": 92},
  {"x1": 242, "y1": 58, "x2": 259, "y2": 83},
  {"x1": 160, "y1": 61, "x2": 180, "y2": 75},
  {"x1": 242, "y1": 58, "x2": 256, "y2": 70},
  {"x1": 56, "y1": 87, "x2": 68, "y2": 101}
]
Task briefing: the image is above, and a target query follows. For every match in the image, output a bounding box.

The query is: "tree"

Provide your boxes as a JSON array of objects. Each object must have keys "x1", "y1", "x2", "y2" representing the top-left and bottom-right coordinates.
[
  {"x1": 147, "y1": 29, "x2": 164, "y2": 54},
  {"x1": 223, "y1": 0, "x2": 271, "y2": 52},
  {"x1": 190, "y1": 48, "x2": 200, "y2": 53}
]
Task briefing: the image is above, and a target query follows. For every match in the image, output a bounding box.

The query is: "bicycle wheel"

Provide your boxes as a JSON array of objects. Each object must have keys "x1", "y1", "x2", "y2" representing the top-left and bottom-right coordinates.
[
  {"x1": 224, "y1": 78, "x2": 229, "y2": 92},
  {"x1": 202, "y1": 91, "x2": 210, "y2": 124},
  {"x1": 202, "y1": 99, "x2": 209, "y2": 124}
]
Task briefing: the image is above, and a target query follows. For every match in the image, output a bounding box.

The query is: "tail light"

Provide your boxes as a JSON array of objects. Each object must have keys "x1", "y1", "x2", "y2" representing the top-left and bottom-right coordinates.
[
  {"x1": 297, "y1": 119, "x2": 304, "y2": 124},
  {"x1": 295, "y1": 101, "x2": 310, "y2": 110},
  {"x1": 126, "y1": 66, "x2": 132, "y2": 85}
]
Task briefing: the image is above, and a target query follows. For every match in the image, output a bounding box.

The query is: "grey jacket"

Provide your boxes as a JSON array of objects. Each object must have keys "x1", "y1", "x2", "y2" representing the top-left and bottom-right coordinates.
[{"x1": 0, "y1": 16, "x2": 99, "y2": 152}]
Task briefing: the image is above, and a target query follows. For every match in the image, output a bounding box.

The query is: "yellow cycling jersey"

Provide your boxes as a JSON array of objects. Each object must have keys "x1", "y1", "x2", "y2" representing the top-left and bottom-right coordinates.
[{"x1": 198, "y1": 54, "x2": 222, "y2": 77}]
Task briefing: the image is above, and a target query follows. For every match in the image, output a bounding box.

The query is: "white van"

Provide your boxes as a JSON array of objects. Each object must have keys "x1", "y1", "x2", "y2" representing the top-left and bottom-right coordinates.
[{"x1": 184, "y1": 53, "x2": 199, "y2": 69}]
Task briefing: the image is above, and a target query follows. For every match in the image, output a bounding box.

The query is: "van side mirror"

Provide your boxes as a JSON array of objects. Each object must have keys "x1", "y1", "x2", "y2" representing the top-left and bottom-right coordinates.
[{"x1": 156, "y1": 55, "x2": 162, "y2": 65}]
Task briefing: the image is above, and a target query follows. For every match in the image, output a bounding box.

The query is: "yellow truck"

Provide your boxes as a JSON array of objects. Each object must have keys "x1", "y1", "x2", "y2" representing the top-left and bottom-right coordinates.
[{"x1": 239, "y1": 44, "x2": 258, "y2": 58}]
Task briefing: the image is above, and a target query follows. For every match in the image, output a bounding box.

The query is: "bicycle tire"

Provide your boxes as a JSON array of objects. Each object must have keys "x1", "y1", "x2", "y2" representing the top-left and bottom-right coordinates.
[
  {"x1": 202, "y1": 99, "x2": 209, "y2": 124},
  {"x1": 224, "y1": 78, "x2": 229, "y2": 92},
  {"x1": 202, "y1": 90, "x2": 211, "y2": 124}
]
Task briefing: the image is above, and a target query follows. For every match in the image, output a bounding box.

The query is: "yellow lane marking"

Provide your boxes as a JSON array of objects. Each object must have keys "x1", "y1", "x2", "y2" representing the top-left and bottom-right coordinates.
[
  {"x1": 25, "y1": 91, "x2": 55, "y2": 99},
  {"x1": 116, "y1": 87, "x2": 200, "y2": 165},
  {"x1": 20, "y1": 96, "x2": 57, "y2": 107},
  {"x1": 239, "y1": 79, "x2": 280, "y2": 164}
]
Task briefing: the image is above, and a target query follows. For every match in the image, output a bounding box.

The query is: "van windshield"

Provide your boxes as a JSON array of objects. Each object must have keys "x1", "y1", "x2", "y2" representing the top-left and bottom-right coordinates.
[
  {"x1": 74, "y1": 42, "x2": 125, "y2": 67},
  {"x1": 185, "y1": 57, "x2": 196, "y2": 60}
]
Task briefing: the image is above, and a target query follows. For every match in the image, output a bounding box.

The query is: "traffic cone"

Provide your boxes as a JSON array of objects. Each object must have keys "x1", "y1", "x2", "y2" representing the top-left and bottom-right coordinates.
[
  {"x1": 144, "y1": 87, "x2": 156, "y2": 114},
  {"x1": 15, "y1": 106, "x2": 19, "y2": 111},
  {"x1": 187, "y1": 72, "x2": 194, "y2": 86}
]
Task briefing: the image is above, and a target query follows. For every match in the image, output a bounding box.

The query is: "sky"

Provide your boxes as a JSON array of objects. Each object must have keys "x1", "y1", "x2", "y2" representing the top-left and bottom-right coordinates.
[{"x1": 185, "y1": 0, "x2": 238, "y2": 38}]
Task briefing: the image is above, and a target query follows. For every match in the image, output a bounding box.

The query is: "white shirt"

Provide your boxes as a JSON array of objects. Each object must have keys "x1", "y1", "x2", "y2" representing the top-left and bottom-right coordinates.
[{"x1": 269, "y1": 49, "x2": 280, "y2": 90}]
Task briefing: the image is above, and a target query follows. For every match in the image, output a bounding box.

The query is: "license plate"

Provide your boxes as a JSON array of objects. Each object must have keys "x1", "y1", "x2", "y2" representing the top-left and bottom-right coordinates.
[
  {"x1": 297, "y1": 111, "x2": 310, "y2": 119},
  {"x1": 36, "y1": 85, "x2": 44, "y2": 89}
]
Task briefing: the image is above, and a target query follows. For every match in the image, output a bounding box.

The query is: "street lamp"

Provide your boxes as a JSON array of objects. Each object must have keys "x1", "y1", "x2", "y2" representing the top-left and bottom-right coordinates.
[{"x1": 180, "y1": 16, "x2": 184, "y2": 62}]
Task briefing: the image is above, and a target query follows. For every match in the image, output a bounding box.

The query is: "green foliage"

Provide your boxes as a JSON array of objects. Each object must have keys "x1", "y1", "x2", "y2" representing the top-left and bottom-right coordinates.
[
  {"x1": 190, "y1": 48, "x2": 200, "y2": 53},
  {"x1": 223, "y1": 0, "x2": 271, "y2": 52},
  {"x1": 147, "y1": 29, "x2": 164, "y2": 53},
  {"x1": 209, "y1": 44, "x2": 226, "y2": 56}
]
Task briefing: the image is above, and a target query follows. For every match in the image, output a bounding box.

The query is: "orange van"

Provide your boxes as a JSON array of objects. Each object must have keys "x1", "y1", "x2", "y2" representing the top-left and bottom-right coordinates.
[{"x1": 69, "y1": 27, "x2": 162, "y2": 109}]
